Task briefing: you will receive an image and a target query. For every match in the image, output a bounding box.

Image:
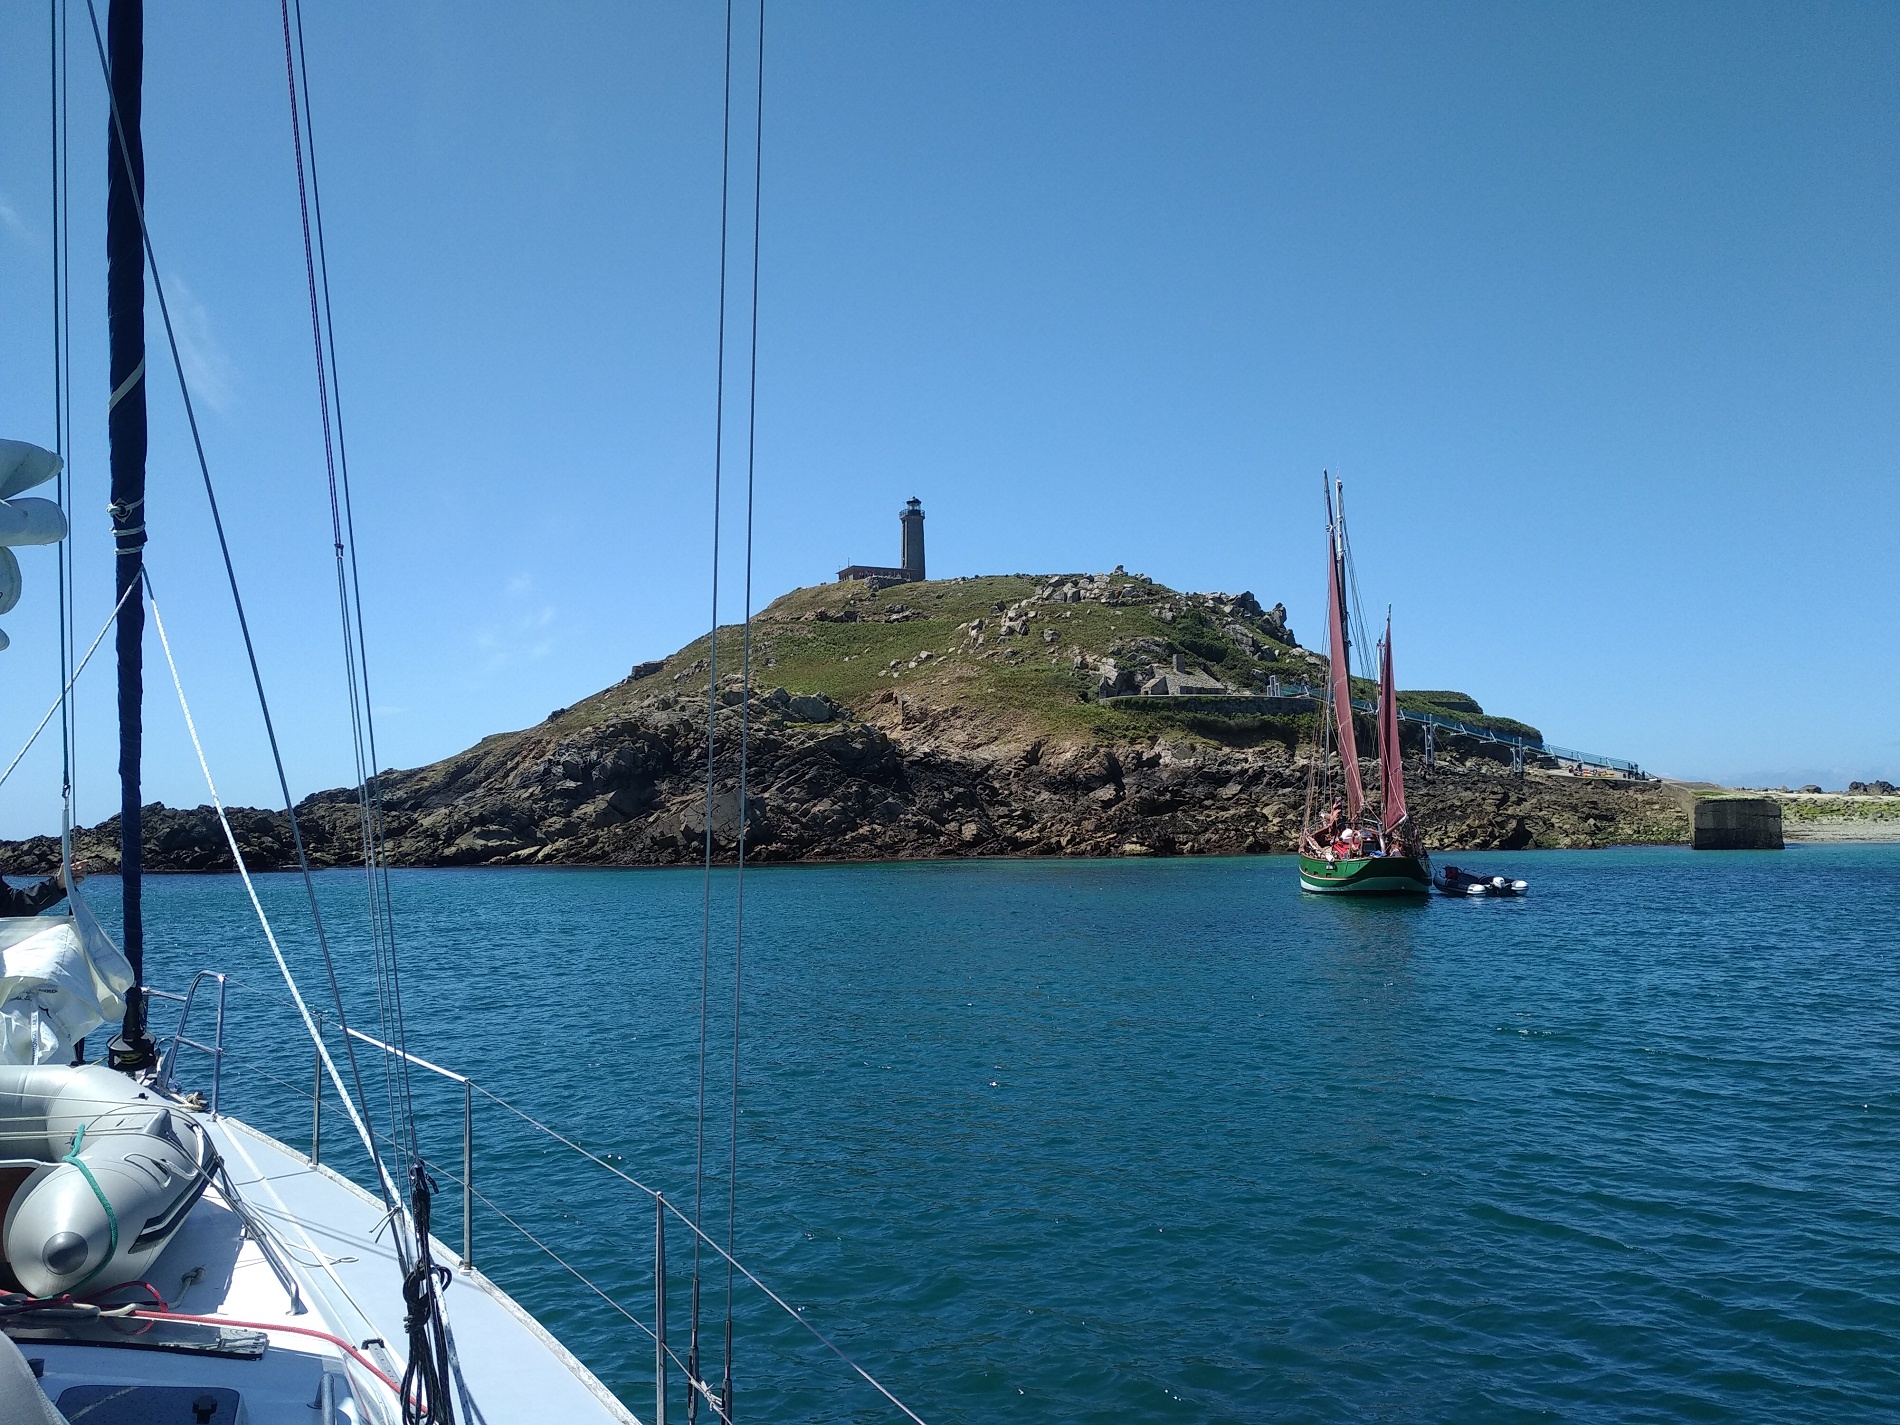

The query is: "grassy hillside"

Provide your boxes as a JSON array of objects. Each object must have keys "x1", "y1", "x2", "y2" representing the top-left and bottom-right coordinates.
[{"x1": 548, "y1": 569, "x2": 1539, "y2": 753}]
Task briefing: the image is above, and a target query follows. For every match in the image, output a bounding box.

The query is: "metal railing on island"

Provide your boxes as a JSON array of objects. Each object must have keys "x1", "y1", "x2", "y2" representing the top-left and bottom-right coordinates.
[{"x1": 1106, "y1": 678, "x2": 1643, "y2": 778}]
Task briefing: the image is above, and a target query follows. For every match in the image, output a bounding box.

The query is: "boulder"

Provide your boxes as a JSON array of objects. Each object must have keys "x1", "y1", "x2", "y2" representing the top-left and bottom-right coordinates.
[{"x1": 785, "y1": 693, "x2": 839, "y2": 723}]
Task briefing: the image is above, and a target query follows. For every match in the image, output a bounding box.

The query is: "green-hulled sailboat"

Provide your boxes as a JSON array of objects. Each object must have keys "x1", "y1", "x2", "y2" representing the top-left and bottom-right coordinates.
[{"x1": 1298, "y1": 478, "x2": 1431, "y2": 895}]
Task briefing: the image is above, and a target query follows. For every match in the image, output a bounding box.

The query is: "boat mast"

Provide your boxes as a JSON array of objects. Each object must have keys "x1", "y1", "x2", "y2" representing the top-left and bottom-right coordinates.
[
  {"x1": 1378, "y1": 608, "x2": 1407, "y2": 838},
  {"x1": 105, "y1": 0, "x2": 152, "y2": 1070},
  {"x1": 1324, "y1": 476, "x2": 1365, "y2": 821}
]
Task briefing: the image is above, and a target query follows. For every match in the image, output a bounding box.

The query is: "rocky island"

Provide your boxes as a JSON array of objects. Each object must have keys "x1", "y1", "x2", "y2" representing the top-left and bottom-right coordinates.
[{"x1": 0, "y1": 570, "x2": 1696, "y2": 874}]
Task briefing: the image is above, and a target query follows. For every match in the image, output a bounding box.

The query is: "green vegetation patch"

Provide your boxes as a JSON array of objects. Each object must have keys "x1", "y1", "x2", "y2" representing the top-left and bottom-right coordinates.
[
  {"x1": 567, "y1": 571, "x2": 1552, "y2": 754},
  {"x1": 1777, "y1": 796, "x2": 1900, "y2": 823},
  {"x1": 1400, "y1": 690, "x2": 1485, "y2": 717}
]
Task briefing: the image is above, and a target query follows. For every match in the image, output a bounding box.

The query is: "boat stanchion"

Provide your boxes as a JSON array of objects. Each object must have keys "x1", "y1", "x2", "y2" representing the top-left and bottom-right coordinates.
[
  {"x1": 462, "y1": 1078, "x2": 474, "y2": 1267},
  {"x1": 655, "y1": 1192, "x2": 668, "y2": 1425},
  {"x1": 311, "y1": 1031, "x2": 322, "y2": 1166}
]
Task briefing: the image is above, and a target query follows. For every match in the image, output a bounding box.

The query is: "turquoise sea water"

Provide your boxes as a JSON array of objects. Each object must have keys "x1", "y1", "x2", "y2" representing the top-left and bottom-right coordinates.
[{"x1": 109, "y1": 844, "x2": 1900, "y2": 1423}]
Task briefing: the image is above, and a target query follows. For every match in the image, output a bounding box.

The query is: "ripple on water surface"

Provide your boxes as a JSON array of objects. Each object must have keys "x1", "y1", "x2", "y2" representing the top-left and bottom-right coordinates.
[{"x1": 121, "y1": 843, "x2": 1900, "y2": 1423}]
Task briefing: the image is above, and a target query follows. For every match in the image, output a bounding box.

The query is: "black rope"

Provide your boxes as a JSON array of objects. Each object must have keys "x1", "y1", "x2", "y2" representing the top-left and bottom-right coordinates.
[
  {"x1": 400, "y1": 1163, "x2": 456, "y2": 1425},
  {"x1": 80, "y1": 0, "x2": 400, "y2": 1226},
  {"x1": 690, "y1": 2, "x2": 739, "y2": 1416},
  {"x1": 725, "y1": 4, "x2": 766, "y2": 1414}
]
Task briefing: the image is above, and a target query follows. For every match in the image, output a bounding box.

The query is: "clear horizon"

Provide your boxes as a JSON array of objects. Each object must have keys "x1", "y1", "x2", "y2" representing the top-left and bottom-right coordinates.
[{"x1": 0, "y1": 1, "x2": 1894, "y2": 836}]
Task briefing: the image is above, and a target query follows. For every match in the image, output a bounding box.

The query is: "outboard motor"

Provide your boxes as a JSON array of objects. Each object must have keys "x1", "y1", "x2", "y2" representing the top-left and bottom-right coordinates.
[{"x1": 0, "y1": 1064, "x2": 214, "y2": 1298}]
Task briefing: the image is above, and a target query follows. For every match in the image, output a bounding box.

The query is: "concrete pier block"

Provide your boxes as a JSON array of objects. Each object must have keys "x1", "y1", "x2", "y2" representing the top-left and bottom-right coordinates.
[{"x1": 1692, "y1": 796, "x2": 1784, "y2": 850}]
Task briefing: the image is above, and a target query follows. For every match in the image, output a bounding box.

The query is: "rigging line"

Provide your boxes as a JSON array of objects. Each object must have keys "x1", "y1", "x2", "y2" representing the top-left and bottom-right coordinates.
[
  {"x1": 693, "y1": 0, "x2": 740, "y2": 1402},
  {"x1": 80, "y1": 0, "x2": 404, "y2": 1234},
  {"x1": 274, "y1": 0, "x2": 397, "y2": 1141},
  {"x1": 276, "y1": 0, "x2": 415, "y2": 1183},
  {"x1": 50, "y1": 0, "x2": 75, "y2": 836},
  {"x1": 287, "y1": 0, "x2": 413, "y2": 1134},
  {"x1": 726, "y1": 0, "x2": 766, "y2": 1402},
  {"x1": 1336, "y1": 481, "x2": 1373, "y2": 688},
  {"x1": 63, "y1": 0, "x2": 76, "y2": 823},
  {"x1": 146, "y1": 581, "x2": 399, "y2": 1207},
  {"x1": 0, "y1": 579, "x2": 138, "y2": 793}
]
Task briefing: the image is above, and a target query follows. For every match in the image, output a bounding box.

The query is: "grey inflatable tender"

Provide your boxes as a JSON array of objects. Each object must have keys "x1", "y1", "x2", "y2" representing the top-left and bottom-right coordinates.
[{"x1": 0, "y1": 1064, "x2": 216, "y2": 1298}]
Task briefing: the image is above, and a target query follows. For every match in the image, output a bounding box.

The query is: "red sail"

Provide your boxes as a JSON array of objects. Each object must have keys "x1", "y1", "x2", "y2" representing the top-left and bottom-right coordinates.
[
  {"x1": 1327, "y1": 531, "x2": 1365, "y2": 819},
  {"x1": 1379, "y1": 611, "x2": 1407, "y2": 835}
]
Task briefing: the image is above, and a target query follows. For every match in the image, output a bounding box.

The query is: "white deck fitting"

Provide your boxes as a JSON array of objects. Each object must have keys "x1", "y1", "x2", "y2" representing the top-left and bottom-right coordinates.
[{"x1": 19, "y1": 1113, "x2": 641, "y2": 1425}]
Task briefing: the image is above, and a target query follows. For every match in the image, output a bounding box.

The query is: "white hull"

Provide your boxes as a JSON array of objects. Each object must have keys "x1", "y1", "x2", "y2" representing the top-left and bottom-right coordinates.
[{"x1": 14, "y1": 1113, "x2": 639, "y2": 1424}]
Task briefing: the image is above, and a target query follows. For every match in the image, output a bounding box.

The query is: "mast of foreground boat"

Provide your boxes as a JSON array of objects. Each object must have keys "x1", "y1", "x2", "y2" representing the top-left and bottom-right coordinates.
[{"x1": 105, "y1": 0, "x2": 153, "y2": 1071}]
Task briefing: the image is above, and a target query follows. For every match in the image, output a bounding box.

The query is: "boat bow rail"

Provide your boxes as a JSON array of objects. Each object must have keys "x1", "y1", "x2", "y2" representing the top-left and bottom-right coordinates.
[
  {"x1": 148, "y1": 978, "x2": 931, "y2": 1425},
  {"x1": 150, "y1": 970, "x2": 228, "y2": 1113}
]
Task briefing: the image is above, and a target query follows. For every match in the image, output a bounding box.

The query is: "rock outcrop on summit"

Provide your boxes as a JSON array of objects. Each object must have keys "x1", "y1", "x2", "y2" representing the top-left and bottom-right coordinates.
[{"x1": 0, "y1": 572, "x2": 1685, "y2": 873}]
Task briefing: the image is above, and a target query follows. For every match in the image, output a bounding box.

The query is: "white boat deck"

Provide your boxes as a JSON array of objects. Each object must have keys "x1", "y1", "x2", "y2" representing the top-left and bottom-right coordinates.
[{"x1": 14, "y1": 1113, "x2": 641, "y2": 1425}]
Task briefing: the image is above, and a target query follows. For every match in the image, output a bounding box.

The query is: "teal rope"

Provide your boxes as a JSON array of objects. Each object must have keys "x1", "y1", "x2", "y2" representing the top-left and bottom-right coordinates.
[{"x1": 59, "y1": 1122, "x2": 117, "y2": 1294}]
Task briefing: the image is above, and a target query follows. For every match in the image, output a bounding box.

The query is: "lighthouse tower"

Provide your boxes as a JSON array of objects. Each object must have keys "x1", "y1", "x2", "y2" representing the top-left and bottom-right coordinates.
[
  {"x1": 837, "y1": 496, "x2": 929, "y2": 587},
  {"x1": 899, "y1": 497, "x2": 926, "y2": 581}
]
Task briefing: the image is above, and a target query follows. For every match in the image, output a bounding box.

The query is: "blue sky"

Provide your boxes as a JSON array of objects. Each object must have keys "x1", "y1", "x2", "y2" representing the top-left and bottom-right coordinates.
[{"x1": 0, "y1": 1, "x2": 1894, "y2": 836}]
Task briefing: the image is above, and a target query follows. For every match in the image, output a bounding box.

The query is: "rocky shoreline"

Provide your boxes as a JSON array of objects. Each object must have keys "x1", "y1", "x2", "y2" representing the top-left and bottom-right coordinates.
[
  {"x1": 0, "y1": 686, "x2": 1687, "y2": 875},
  {"x1": 0, "y1": 571, "x2": 1701, "y2": 875}
]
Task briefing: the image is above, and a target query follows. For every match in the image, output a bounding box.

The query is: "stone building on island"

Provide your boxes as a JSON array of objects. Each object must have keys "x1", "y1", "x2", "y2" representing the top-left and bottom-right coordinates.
[{"x1": 838, "y1": 498, "x2": 926, "y2": 590}]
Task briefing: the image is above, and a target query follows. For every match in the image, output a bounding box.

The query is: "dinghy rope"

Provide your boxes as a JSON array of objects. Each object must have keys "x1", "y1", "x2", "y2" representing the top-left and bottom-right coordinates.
[{"x1": 58, "y1": 1124, "x2": 118, "y2": 1295}]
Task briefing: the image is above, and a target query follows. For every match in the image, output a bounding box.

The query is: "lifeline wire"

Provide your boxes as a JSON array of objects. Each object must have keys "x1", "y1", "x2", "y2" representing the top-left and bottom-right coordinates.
[
  {"x1": 725, "y1": 0, "x2": 767, "y2": 1403},
  {"x1": 199, "y1": 970, "x2": 935, "y2": 1425},
  {"x1": 692, "y1": 0, "x2": 740, "y2": 1408},
  {"x1": 470, "y1": 1083, "x2": 930, "y2": 1425},
  {"x1": 81, "y1": 0, "x2": 401, "y2": 1229}
]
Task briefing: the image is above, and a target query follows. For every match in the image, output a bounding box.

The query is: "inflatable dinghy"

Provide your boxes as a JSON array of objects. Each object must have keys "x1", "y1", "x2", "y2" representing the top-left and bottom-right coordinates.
[
  {"x1": 0, "y1": 1064, "x2": 215, "y2": 1298},
  {"x1": 1435, "y1": 865, "x2": 1529, "y2": 897}
]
